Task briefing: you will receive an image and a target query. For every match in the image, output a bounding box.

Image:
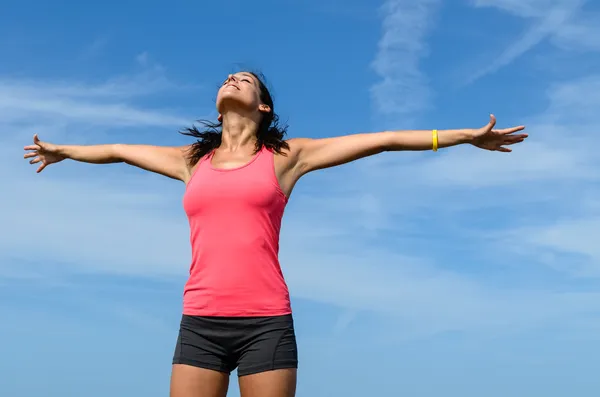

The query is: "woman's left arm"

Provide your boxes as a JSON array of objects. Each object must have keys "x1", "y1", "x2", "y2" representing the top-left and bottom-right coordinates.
[{"x1": 291, "y1": 114, "x2": 527, "y2": 174}]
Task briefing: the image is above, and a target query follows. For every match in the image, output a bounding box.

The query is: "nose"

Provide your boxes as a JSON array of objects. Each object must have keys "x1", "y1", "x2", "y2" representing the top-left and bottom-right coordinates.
[{"x1": 227, "y1": 74, "x2": 236, "y2": 83}]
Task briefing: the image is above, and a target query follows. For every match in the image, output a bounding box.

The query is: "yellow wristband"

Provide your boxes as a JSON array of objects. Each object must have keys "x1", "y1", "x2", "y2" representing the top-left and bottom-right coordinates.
[{"x1": 432, "y1": 129, "x2": 438, "y2": 152}]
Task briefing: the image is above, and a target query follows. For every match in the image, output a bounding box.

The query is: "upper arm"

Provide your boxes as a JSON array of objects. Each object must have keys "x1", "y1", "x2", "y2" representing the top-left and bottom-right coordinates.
[
  {"x1": 289, "y1": 133, "x2": 391, "y2": 175},
  {"x1": 114, "y1": 144, "x2": 191, "y2": 182}
]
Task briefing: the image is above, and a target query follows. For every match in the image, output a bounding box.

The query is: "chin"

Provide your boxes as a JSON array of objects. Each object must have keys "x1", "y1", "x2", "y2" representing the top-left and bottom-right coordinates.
[{"x1": 218, "y1": 96, "x2": 254, "y2": 113}]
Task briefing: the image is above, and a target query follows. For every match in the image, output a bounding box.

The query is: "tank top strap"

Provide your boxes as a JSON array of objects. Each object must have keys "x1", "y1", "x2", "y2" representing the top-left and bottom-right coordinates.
[
  {"x1": 252, "y1": 145, "x2": 271, "y2": 167},
  {"x1": 254, "y1": 146, "x2": 288, "y2": 202},
  {"x1": 253, "y1": 146, "x2": 278, "y2": 178}
]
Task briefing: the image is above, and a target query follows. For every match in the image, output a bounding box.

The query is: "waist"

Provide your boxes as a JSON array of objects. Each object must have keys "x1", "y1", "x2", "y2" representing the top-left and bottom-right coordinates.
[
  {"x1": 183, "y1": 245, "x2": 290, "y2": 317},
  {"x1": 183, "y1": 279, "x2": 291, "y2": 317}
]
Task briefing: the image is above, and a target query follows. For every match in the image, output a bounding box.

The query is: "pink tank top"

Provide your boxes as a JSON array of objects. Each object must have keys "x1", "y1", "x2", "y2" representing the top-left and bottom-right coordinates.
[{"x1": 181, "y1": 146, "x2": 291, "y2": 317}]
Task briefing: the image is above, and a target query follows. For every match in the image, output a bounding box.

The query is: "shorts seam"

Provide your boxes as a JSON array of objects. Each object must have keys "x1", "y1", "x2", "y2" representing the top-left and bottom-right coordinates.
[
  {"x1": 270, "y1": 329, "x2": 289, "y2": 369},
  {"x1": 173, "y1": 357, "x2": 231, "y2": 374},
  {"x1": 237, "y1": 360, "x2": 298, "y2": 377}
]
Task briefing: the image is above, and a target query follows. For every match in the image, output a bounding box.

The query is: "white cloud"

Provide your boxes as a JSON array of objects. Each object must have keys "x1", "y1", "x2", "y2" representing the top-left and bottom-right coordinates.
[
  {"x1": 551, "y1": 13, "x2": 600, "y2": 52},
  {"x1": 289, "y1": 68, "x2": 600, "y2": 335},
  {"x1": 3, "y1": 48, "x2": 600, "y2": 340},
  {"x1": 466, "y1": 0, "x2": 594, "y2": 83},
  {"x1": 546, "y1": 74, "x2": 600, "y2": 122},
  {"x1": 480, "y1": 75, "x2": 600, "y2": 275},
  {"x1": 500, "y1": 217, "x2": 600, "y2": 278},
  {"x1": 471, "y1": 0, "x2": 567, "y2": 18},
  {"x1": 280, "y1": 227, "x2": 600, "y2": 337},
  {"x1": 0, "y1": 77, "x2": 195, "y2": 128},
  {"x1": 366, "y1": 73, "x2": 600, "y2": 189},
  {"x1": 370, "y1": 0, "x2": 441, "y2": 122},
  {"x1": 0, "y1": 65, "x2": 201, "y2": 277},
  {"x1": 412, "y1": 74, "x2": 600, "y2": 278},
  {"x1": 77, "y1": 36, "x2": 111, "y2": 62},
  {"x1": 1, "y1": 169, "x2": 191, "y2": 277},
  {"x1": 409, "y1": 140, "x2": 595, "y2": 188}
]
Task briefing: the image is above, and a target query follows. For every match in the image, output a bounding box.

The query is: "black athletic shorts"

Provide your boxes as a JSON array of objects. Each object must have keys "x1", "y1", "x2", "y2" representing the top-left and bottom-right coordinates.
[{"x1": 172, "y1": 313, "x2": 298, "y2": 376}]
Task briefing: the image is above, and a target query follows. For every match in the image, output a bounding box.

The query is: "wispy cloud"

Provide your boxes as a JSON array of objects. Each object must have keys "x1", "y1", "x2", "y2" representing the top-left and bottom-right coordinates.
[
  {"x1": 551, "y1": 12, "x2": 600, "y2": 52},
  {"x1": 1, "y1": 94, "x2": 189, "y2": 127},
  {"x1": 370, "y1": 0, "x2": 441, "y2": 123},
  {"x1": 465, "y1": 0, "x2": 592, "y2": 84},
  {"x1": 280, "y1": 214, "x2": 600, "y2": 337},
  {"x1": 78, "y1": 35, "x2": 111, "y2": 61},
  {"x1": 4, "y1": 49, "x2": 600, "y2": 341},
  {"x1": 500, "y1": 217, "x2": 600, "y2": 278},
  {"x1": 1, "y1": 61, "x2": 202, "y2": 278},
  {"x1": 0, "y1": 59, "x2": 206, "y2": 335},
  {"x1": 0, "y1": 76, "x2": 196, "y2": 128},
  {"x1": 481, "y1": 76, "x2": 600, "y2": 277},
  {"x1": 283, "y1": 68, "x2": 600, "y2": 335}
]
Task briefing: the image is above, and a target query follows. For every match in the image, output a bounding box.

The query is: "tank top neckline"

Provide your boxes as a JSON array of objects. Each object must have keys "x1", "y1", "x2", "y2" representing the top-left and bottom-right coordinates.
[{"x1": 207, "y1": 146, "x2": 265, "y2": 172}]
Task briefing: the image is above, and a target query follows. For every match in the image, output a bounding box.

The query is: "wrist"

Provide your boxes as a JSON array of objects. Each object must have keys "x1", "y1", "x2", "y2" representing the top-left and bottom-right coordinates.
[
  {"x1": 460, "y1": 129, "x2": 476, "y2": 144},
  {"x1": 55, "y1": 144, "x2": 70, "y2": 158}
]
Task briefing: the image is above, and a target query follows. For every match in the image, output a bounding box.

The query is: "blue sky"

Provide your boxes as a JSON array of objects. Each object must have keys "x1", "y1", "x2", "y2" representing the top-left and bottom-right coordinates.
[{"x1": 2, "y1": 0, "x2": 600, "y2": 396}]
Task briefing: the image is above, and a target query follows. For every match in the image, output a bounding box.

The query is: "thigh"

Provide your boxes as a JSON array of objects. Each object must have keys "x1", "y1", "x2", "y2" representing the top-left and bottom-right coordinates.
[
  {"x1": 170, "y1": 364, "x2": 229, "y2": 397},
  {"x1": 238, "y1": 368, "x2": 297, "y2": 397},
  {"x1": 170, "y1": 314, "x2": 237, "y2": 397}
]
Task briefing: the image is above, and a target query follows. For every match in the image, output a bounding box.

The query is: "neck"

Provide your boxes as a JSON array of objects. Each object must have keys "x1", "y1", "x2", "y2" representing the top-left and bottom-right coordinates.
[{"x1": 220, "y1": 112, "x2": 259, "y2": 151}]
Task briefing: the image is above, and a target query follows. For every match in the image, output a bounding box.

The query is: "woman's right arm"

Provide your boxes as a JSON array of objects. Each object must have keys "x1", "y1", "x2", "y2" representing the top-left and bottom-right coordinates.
[{"x1": 24, "y1": 134, "x2": 192, "y2": 182}]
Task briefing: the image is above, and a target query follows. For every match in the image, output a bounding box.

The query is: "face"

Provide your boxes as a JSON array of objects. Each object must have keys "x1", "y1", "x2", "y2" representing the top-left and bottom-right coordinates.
[{"x1": 216, "y1": 72, "x2": 271, "y2": 119}]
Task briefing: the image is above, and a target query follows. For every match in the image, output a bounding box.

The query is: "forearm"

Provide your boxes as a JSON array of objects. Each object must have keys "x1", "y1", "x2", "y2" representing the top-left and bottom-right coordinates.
[
  {"x1": 383, "y1": 129, "x2": 473, "y2": 151},
  {"x1": 57, "y1": 144, "x2": 122, "y2": 163}
]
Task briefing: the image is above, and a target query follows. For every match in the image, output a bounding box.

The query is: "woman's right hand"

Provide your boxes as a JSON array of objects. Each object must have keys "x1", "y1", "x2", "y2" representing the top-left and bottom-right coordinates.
[{"x1": 23, "y1": 134, "x2": 65, "y2": 173}]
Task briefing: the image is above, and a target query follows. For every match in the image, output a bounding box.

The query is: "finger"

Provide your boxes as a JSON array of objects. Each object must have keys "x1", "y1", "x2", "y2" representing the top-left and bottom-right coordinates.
[
  {"x1": 33, "y1": 134, "x2": 40, "y2": 144},
  {"x1": 494, "y1": 126, "x2": 526, "y2": 135},
  {"x1": 502, "y1": 135, "x2": 525, "y2": 142},
  {"x1": 476, "y1": 114, "x2": 497, "y2": 137},
  {"x1": 36, "y1": 163, "x2": 46, "y2": 173},
  {"x1": 486, "y1": 114, "x2": 497, "y2": 130},
  {"x1": 503, "y1": 135, "x2": 528, "y2": 143},
  {"x1": 23, "y1": 152, "x2": 38, "y2": 159},
  {"x1": 24, "y1": 144, "x2": 40, "y2": 151},
  {"x1": 496, "y1": 146, "x2": 512, "y2": 153},
  {"x1": 29, "y1": 157, "x2": 41, "y2": 164}
]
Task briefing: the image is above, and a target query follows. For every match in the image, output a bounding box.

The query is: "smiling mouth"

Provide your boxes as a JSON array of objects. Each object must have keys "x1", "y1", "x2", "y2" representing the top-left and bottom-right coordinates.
[{"x1": 226, "y1": 84, "x2": 240, "y2": 90}]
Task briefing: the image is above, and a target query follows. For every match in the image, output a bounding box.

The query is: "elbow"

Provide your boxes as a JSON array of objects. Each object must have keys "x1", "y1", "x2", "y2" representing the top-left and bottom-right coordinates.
[
  {"x1": 110, "y1": 144, "x2": 126, "y2": 163},
  {"x1": 380, "y1": 131, "x2": 398, "y2": 152}
]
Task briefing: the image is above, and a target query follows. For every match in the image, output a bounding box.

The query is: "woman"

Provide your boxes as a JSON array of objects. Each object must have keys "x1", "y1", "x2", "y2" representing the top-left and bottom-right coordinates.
[{"x1": 23, "y1": 71, "x2": 527, "y2": 397}]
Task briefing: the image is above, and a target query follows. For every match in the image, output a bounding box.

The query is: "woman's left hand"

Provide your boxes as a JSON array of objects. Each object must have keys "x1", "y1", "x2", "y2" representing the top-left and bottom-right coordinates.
[{"x1": 469, "y1": 114, "x2": 528, "y2": 152}]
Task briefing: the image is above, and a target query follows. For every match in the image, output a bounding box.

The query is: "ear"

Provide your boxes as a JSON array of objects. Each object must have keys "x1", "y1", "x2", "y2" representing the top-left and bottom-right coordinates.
[
  {"x1": 258, "y1": 104, "x2": 271, "y2": 114},
  {"x1": 217, "y1": 114, "x2": 223, "y2": 122}
]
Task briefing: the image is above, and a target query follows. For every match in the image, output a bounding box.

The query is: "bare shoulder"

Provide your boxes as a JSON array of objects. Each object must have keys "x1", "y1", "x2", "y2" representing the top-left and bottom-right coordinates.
[
  {"x1": 158, "y1": 144, "x2": 194, "y2": 167},
  {"x1": 153, "y1": 144, "x2": 197, "y2": 181},
  {"x1": 280, "y1": 137, "x2": 333, "y2": 175},
  {"x1": 281, "y1": 137, "x2": 315, "y2": 161},
  {"x1": 176, "y1": 144, "x2": 195, "y2": 159},
  {"x1": 269, "y1": 138, "x2": 299, "y2": 174},
  {"x1": 274, "y1": 138, "x2": 312, "y2": 168},
  {"x1": 177, "y1": 144, "x2": 201, "y2": 176},
  {"x1": 285, "y1": 137, "x2": 315, "y2": 152}
]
